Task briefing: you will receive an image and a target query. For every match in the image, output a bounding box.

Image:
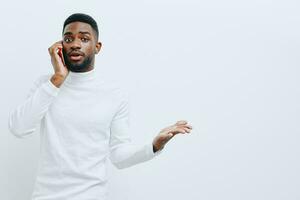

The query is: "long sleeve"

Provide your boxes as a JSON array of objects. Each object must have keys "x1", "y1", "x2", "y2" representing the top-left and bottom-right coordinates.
[
  {"x1": 8, "y1": 75, "x2": 60, "y2": 138},
  {"x1": 108, "y1": 90, "x2": 163, "y2": 169}
]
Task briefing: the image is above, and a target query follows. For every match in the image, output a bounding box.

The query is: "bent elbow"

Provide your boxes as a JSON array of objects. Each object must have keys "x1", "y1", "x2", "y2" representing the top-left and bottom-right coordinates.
[
  {"x1": 109, "y1": 153, "x2": 131, "y2": 170},
  {"x1": 8, "y1": 116, "x2": 35, "y2": 139}
]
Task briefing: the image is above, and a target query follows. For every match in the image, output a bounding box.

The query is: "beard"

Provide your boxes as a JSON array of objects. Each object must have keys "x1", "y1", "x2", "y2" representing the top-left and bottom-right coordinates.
[{"x1": 63, "y1": 49, "x2": 93, "y2": 72}]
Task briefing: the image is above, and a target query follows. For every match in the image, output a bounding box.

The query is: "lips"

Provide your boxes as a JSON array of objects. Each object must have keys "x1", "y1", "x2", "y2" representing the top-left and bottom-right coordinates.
[{"x1": 68, "y1": 51, "x2": 84, "y2": 62}]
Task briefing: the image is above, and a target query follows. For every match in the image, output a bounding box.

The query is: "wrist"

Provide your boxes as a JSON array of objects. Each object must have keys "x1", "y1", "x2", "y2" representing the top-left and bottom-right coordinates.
[
  {"x1": 50, "y1": 73, "x2": 66, "y2": 88},
  {"x1": 152, "y1": 142, "x2": 163, "y2": 153}
]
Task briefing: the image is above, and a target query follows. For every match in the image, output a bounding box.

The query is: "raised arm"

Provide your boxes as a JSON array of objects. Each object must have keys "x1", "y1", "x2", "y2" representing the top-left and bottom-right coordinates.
[{"x1": 8, "y1": 41, "x2": 69, "y2": 138}]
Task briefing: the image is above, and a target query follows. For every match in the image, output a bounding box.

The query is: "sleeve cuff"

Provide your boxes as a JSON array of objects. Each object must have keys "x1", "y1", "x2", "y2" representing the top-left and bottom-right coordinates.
[
  {"x1": 147, "y1": 142, "x2": 164, "y2": 157},
  {"x1": 41, "y1": 80, "x2": 60, "y2": 96}
]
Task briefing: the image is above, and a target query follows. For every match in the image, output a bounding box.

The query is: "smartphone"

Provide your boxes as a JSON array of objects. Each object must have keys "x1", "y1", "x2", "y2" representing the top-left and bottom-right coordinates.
[{"x1": 57, "y1": 47, "x2": 66, "y2": 66}]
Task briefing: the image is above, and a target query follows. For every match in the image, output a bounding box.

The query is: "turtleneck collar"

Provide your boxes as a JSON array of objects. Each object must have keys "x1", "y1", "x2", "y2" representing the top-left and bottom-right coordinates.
[{"x1": 65, "y1": 67, "x2": 97, "y2": 84}]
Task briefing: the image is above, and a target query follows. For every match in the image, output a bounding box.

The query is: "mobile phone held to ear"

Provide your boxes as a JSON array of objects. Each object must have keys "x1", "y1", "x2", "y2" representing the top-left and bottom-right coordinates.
[{"x1": 57, "y1": 48, "x2": 65, "y2": 66}]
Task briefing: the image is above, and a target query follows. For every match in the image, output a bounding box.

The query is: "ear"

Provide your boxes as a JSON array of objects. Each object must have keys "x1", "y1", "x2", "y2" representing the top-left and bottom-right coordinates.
[{"x1": 95, "y1": 42, "x2": 102, "y2": 54}]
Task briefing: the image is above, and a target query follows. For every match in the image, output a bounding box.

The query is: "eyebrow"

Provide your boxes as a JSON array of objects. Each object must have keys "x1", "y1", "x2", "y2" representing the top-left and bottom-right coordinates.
[{"x1": 64, "y1": 31, "x2": 91, "y2": 36}]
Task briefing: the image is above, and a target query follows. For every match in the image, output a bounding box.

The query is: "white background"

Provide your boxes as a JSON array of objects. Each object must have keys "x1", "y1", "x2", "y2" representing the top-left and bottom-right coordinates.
[{"x1": 1, "y1": 0, "x2": 300, "y2": 199}]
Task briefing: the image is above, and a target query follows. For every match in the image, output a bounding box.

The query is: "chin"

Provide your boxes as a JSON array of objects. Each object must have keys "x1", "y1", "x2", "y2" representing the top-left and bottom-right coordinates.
[
  {"x1": 65, "y1": 56, "x2": 93, "y2": 72},
  {"x1": 67, "y1": 65, "x2": 89, "y2": 72}
]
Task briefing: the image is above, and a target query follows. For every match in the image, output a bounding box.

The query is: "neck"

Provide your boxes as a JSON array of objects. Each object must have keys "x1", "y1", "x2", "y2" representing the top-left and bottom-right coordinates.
[{"x1": 65, "y1": 67, "x2": 97, "y2": 84}]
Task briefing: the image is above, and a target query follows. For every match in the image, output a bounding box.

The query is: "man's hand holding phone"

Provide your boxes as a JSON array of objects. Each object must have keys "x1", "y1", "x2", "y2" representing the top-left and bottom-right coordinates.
[{"x1": 48, "y1": 41, "x2": 69, "y2": 88}]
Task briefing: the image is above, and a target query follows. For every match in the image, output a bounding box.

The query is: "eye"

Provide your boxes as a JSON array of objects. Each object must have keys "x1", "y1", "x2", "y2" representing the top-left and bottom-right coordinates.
[
  {"x1": 64, "y1": 37, "x2": 73, "y2": 43},
  {"x1": 81, "y1": 37, "x2": 90, "y2": 42}
]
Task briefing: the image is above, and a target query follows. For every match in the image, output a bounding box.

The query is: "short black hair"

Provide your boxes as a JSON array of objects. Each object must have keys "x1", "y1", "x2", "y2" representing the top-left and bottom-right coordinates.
[{"x1": 63, "y1": 13, "x2": 99, "y2": 39}]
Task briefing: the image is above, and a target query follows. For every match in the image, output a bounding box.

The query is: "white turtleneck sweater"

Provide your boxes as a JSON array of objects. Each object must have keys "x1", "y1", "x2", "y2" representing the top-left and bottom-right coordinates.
[{"x1": 8, "y1": 68, "x2": 163, "y2": 200}]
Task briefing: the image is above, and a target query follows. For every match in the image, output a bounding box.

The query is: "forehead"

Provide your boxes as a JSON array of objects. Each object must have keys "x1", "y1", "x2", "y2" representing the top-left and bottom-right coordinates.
[{"x1": 63, "y1": 21, "x2": 95, "y2": 36}]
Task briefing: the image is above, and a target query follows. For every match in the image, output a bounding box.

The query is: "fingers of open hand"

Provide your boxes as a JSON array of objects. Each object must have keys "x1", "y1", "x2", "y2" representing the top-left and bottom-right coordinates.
[
  {"x1": 175, "y1": 120, "x2": 188, "y2": 125},
  {"x1": 160, "y1": 121, "x2": 193, "y2": 137},
  {"x1": 170, "y1": 122, "x2": 193, "y2": 135},
  {"x1": 162, "y1": 125, "x2": 191, "y2": 133},
  {"x1": 170, "y1": 127, "x2": 189, "y2": 135}
]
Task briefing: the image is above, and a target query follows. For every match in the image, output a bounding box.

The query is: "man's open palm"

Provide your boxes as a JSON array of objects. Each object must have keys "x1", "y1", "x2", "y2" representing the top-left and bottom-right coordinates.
[{"x1": 152, "y1": 120, "x2": 193, "y2": 152}]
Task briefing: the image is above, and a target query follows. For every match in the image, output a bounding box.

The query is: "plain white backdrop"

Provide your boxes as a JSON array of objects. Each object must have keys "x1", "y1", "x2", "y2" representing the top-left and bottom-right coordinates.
[{"x1": 1, "y1": 0, "x2": 300, "y2": 199}]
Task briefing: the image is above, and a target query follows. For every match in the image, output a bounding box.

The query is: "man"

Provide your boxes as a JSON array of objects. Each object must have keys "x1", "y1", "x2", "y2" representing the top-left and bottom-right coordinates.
[{"x1": 8, "y1": 13, "x2": 193, "y2": 200}]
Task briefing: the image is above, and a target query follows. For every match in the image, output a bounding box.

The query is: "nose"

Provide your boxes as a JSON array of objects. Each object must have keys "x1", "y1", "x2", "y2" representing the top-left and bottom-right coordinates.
[{"x1": 70, "y1": 38, "x2": 81, "y2": 50}]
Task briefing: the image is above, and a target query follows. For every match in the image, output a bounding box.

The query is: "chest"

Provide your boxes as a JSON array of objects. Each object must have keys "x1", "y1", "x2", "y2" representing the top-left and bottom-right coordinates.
[{"x1": 48, "y1": 88, "x2": 117, "y2": 133}]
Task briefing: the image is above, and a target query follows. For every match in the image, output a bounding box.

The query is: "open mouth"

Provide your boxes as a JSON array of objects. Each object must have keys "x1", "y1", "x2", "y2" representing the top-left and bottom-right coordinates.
[
  {"x1": 68, "y1": 52, "x2": 84, "y2": 62},
  {"x1": 69, "y1": 55, "x2": 83, "y2": 61}
]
